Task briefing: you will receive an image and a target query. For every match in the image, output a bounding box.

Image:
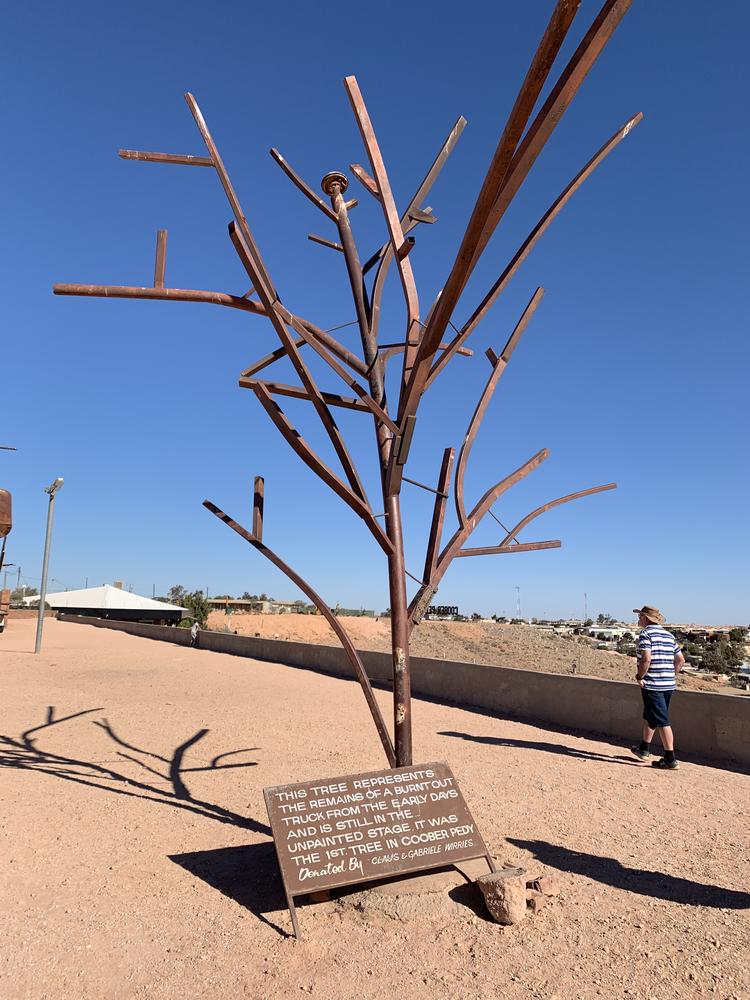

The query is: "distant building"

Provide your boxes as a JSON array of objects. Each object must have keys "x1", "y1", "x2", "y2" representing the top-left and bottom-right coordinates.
[
  {"x1": 206, "y1": 598, "x2": 319, "y2": 615},
  {"x1": 586, "y1": 626, "x2": 632, "y2": 640},
  {"x1": 207, "y1": 597, "x2": 271, "y2": 614},
  {"x1": 23, "y1": 585, "x2": 187, "y2": 625}
]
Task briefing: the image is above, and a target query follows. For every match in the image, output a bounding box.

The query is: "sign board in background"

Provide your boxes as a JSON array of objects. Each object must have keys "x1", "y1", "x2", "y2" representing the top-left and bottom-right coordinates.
[{"x1": 264, "y1": 760, "x2": 494, "y2": 937}]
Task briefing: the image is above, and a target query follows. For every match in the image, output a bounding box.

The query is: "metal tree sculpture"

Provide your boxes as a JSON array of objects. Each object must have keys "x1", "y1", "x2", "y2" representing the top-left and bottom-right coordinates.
[{"x1": 55, "y1": 0, "x2": 640, "y2": 768}]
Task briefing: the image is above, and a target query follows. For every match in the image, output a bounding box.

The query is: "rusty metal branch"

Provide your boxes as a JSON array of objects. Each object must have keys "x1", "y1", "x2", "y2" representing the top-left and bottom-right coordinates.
[
  {"x1": 380, "y1": 341, "x2": 473, "y2": 368},
  {"x1": 398, "y1": 0, "x2": 580, "y2": 427},
  {"x1": 429, "y1": 111, "x2": 643, "y2": 381},
  {"x1": 185, "y1": 92, "x2": 277, "y2": 301},
  {"x1": 240, "y1": 339, "x2": 306, "y2": 379},
  {"x1": 153, "y1": 230, "x2": 168, "y2": 289},
  {"x1": 350, "y1": 163, "x2": 379, "y2": 198},
  {"x1": 119, "y1": 149, "x2": 213, "y2": 167},
  {"x1": 457, "y1": 539, "x2": 561, "y2": 557},
  {"x1": 286, "y1": 315, "x2": 368, "y2": 377},
  {"x1": 470, "y1": 0, "x2": 634, "y2": 268},
  {"x1": 422, "y1": 448, "x2": 455, "y2": 585},
  {"x1": 238, "y1": 377, "x2": 371, "y2": 414},
  {"x1": 286, "y1": 315, "x2": 398, "y2": 434},
  {"x1": 362, "y1": 113, "x2": 465, "y2": 295},
  {"x1": 344, "y1": 76, "x2": 421, "y2": 387},
  {"x1": 498, "y1": 483, "x2": 617, "y2": 546},
  {"x1": 409, "y1": 448, "x2": 550, "y2": 628},
  {"x1": 203, "y1": 497, "x2": 395, "y2": 767},
  {"x1": 269, "y1": 148, "x2": 338, "y2": 222},
  {"x1": 321, "y1": 173, "x2": 378, "y2": 393},
  {"x1": 239, "y1": 321, "x2": 367, "y2": 380},
  {"x1": 252, "y1": 477, "x2": 264, "y2": 540},
  {"x1": 229, "y1": 221, "x2": 370, "y2": 504},
  {"x1": 308, "y1": 233, "x2": 344, "y2": 253},
  {"x1": 441, "y1": 449, "x2": 550, "y2": 571},
  {"x1": 250, "y1": 384, "x2": 392, "y2": 555},
  {"x1": 53, "y1": 283, "x2": 266, "y2": 314},
  {"x1": 54, "y1": 279, "x2": 367, "y2": 387},
  {"x1": 453, "y1": 288, "x2": 544, "y2": 526},
  {"x1": 227, "y1": 221, "x2": 369, "y2": 376}
]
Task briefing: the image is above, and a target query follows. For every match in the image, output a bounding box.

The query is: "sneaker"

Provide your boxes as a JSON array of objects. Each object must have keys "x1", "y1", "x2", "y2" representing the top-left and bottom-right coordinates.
[
  {"x1": 630, "y1": 746, "x2": 651, "y2": 760},
  {"x1": 652, "y1": 757, "x2": 679, "y2": 770}
]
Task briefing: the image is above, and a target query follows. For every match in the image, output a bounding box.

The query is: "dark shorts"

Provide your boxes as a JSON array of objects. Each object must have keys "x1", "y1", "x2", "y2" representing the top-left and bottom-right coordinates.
[{"x1": 641, "y1": 688, "x2": 674, "y2": 728}]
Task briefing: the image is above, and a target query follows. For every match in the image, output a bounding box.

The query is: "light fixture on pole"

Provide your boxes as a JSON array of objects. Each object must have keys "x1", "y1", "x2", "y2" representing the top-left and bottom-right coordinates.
[{"x1": 34, "y1": 477, "x2": 64, "y2": 655}]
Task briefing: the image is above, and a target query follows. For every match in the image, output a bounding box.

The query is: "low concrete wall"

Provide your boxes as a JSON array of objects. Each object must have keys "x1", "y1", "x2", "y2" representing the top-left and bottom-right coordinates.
[{"x1": 59, "y1": 615, "x2": 750, "y2": 768}]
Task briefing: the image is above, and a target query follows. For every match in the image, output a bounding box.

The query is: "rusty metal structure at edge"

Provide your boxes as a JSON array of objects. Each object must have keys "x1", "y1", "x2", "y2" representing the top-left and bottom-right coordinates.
[{"x1": 54, "y1": 0, "x2": 640, "y2": 770}]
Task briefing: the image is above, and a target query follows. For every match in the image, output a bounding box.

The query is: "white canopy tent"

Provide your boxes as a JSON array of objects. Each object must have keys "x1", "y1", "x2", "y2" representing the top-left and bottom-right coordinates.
[{"x1": 24, "y1": 585, "x2": 187, "y2": 622}]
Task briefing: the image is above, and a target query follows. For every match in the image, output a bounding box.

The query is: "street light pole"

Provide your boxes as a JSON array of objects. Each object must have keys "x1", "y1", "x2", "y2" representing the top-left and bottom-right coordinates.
[{"x1": 34, "y1": 477, "x2": 64, "y2": 655}]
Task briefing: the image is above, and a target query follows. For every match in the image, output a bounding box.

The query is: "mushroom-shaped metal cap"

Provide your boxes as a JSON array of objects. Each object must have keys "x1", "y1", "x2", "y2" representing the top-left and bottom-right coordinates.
[{"x1": 321, "y1": 171, "x2": 349, "y2": 196}]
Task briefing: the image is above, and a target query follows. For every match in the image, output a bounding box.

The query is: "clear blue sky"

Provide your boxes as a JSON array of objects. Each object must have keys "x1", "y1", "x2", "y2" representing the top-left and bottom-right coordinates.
[{"x1": 2, "y1": 1, "x2": 748, "y2": 623}]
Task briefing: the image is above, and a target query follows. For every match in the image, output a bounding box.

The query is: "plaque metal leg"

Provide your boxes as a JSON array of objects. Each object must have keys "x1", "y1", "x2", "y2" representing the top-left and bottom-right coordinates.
[{"x1": 286, "y1": 891, "x2": 302, "y2": 940}]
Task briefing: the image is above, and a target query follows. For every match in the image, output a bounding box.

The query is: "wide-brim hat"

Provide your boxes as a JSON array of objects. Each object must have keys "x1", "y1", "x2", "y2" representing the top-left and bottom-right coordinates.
[{"x1": 632, "y1": 605, "x2": 665, "y2": 625}]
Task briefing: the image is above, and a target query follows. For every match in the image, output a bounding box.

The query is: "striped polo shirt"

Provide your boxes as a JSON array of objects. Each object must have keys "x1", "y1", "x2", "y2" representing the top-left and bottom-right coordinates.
[{"x1": 637, "y1": 624, "x2": 680, "y2": 690}]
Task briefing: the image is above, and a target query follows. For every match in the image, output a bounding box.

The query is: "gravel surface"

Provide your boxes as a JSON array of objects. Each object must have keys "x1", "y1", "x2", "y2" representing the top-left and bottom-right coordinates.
[{"x1": 1, "y1": 618, "x2": 748, "y2": 1000}]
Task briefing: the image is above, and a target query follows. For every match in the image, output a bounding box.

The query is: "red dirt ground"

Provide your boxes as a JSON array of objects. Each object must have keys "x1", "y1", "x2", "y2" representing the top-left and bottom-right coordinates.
[{"x1": 1, "y1": 618, "x2": 748, "y2": 1000}]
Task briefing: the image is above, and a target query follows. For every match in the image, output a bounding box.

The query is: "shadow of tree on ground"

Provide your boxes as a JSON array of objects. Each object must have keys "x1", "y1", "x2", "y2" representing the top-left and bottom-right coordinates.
[
  {"x1": 509, "y1": 838, "x2": 750, "y2": 909},
  {"x1": 0, "y1": 705, "x2": 270, "y2": 834}
]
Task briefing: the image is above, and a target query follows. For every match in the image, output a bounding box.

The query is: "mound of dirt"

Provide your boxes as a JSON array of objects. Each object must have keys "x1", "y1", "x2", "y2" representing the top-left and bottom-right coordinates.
[{"x1": 206, "y1": 613, "x2": 734, "y2": 695}]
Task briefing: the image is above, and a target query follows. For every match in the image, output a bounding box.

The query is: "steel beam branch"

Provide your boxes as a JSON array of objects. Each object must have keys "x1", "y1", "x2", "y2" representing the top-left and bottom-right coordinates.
[
  {"x1": 185, "y1": 92, "x2": 277, "y2": 301},
  {"x1": 286, "y1": 315, "x2": 398, "y2": 434},
  {"x1": 430, "y1": 111, "x2": 643, "y2": 381},
  {"x1": 408, "y1": 449, "x2": 549, "y2": 628},
  {"x1": 398, "y1": 0, "x2": 579, "y2": 427},
  {"x1": 203, "y1": 497, "x2": 395, "y2": 767},
  {"x1": 252, "y1": 477, "x2": 264, "y2": 540},
  {"x1": 308, "y1": 233, "x2": 344, "y2": 252},
  {"x1": 470, "y1": 0, "x2": 634, "y2": 268},
  {"x1": 453, "y1": 288, "x2": 544, "y2": 525},
  {"x1": 154, "y1": 230, "x2": 168, "y2": 289},
  {"x1": 498, "y1": 483, "x2": 617, "y2": 546},
  {"x1": 250, "y1": 384, "x2": 392, "y2": 555},
  {"x1": 350, "y1": 163, "x2": 379, "y2": 198},
  {"x1": 119, "y1": 149, "x2": 213, "y2": 167},
  {"x1": 344, "y1": 76, "x2": 421, "y2": 389},
  {"x1": 53, "y1": 283, "x2": 266, "y2": 314},
  {"x1": 269, "y1": 148, "x2": 338, "y2": 222},
  {"x1": 422, "y1": 448, "x2": 455, "y2": 586},
  {"x1": 321, "y1": 172, "x2": 378, "y2": 395},
  {"x1": 380, "y1": 342, "x2": 473, "y2": 366},
  {"x1": 238, "y1": 377, "x2": 372, "y2": 414},
  {"x1": 229, "y1": 221, "x2": 370, "y2": 504},
  {"x1": 456, "y1": 539, "x2": 561, "y2": 557},
  {"x1": 365, "y1": 114, "x2": 465, "y2": 362}
]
